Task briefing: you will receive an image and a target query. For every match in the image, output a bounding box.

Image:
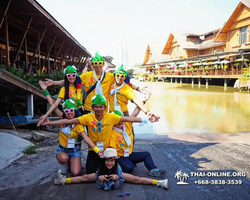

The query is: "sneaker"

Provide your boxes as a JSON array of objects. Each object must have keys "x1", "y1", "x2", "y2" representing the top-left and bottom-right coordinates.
[
  {"x1": 149, "y1": 169, "x2": 167, "y2": 178},
  {"x1": 54, "y1": 169, "x2": 66, "y2": 185},
  {"x1": 60, "y1": 163, "x2": 70, "y2": 174},
  {"x1": 156, "y1": 179, "x2": 169, "y2": 189}
]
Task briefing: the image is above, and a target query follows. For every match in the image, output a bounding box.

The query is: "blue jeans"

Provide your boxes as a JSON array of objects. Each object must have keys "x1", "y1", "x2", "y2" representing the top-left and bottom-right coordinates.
[
  {"x1": 118, "y1": 151, "x2": 157, "y2": 173},
  {"x1": 55, "y1": 145, "x2": 81, "y2": 160}
]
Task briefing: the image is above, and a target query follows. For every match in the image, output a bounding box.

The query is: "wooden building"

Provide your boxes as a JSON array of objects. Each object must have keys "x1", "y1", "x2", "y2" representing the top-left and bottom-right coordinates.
[{"x1": 0, "y1": 0, "x2": 91, "y2": 73}]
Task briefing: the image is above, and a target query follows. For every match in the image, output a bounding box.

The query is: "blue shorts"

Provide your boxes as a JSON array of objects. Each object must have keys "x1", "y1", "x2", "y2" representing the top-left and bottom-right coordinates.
[{"x1": 55, "y1": 145, "x2": 82, "y2": 160}]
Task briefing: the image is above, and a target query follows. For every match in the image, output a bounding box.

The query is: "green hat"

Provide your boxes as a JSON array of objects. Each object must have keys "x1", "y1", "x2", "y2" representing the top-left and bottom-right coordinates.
[
  {"x1": 63, "y1": 65, "x2": 83, "y2": 107},
  {"x1": 63, "y1": 65, "x2": 79, "y2": 76},
  {"x1": 92, "y1": 52, "x2": 105, "y2": 62},
  {"x1": 91, "y1": 94, "x2": 106, "y2": 106},
  {"x1": 62, "y1": 99, "x2": 78, "y2": 111},
  {"x1": 114, "y1": 64, "x2": 128, "y2": 76},
  {"x1": 114, "y1": 110, "x2": 124, "y2": 116}
]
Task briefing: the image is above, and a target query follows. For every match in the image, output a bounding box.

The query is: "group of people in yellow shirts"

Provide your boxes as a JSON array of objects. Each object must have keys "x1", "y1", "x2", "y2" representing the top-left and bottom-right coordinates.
[{"x1": 37, "y1": 52, "x2": 169, "y2": 190}]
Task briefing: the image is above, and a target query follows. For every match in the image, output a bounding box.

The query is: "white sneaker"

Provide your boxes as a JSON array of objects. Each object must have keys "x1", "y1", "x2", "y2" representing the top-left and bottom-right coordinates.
[
  {"x1": 60, "y1": 163, "x2": 68, "y2": 174},
  {"x1": 156, "y1": 179, "x2": 169, "y2": 189},
  {"x1": 54, "y1": 169, "x2": 66, "y2": 185}
]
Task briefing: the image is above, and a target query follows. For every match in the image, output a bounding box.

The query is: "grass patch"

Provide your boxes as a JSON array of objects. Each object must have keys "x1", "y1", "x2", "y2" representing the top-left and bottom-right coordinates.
[{"x1": 23, "y1": 145, "x2": 39, "y2": 154}]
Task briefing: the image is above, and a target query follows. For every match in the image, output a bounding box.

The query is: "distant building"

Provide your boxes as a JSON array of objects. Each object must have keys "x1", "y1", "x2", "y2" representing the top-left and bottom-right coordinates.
[{"x1": 116, "y1": 39, "x2": 128, "y2": 69}]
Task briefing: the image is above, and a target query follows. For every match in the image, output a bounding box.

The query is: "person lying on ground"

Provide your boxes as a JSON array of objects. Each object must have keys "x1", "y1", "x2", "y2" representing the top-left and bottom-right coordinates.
[
  {"x1": 54, "y1": 148, "x2": 169, "y2": 190},
  {"x1": 37, "y1": 94, "x2": 160, "y2": 174}
]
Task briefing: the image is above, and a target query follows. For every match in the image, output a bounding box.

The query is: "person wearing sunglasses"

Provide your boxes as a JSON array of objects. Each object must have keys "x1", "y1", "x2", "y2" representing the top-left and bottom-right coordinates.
[
  {"x1": 38, "y1": 65, "x2": 84, "y2": 126},
  {"x1": 44, "y1": 52, "x2": 149, "y2": 115},
  {"x1": 48, "y1": 99, "x2": 102, "y2": 176},
  {"x1": 38, "y1": 94, "x2": 159, "y2": 174},
  {"x1": 110, "y1": 64, "x2": 154, "y2": 118}
]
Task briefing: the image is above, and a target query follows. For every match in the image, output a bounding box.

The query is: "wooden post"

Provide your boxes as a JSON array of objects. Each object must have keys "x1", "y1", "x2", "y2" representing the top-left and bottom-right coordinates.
[
  {"x1": 0, "y1": 0, "x2": 11, "y2": 30},
  {"x1": 27, "y1": 94, "x2": 34, "y2": 117},
  {"x1": 44, "y1": 34, "x2": 57, "y2": 73},
  {"x1": 12, "y1": 16, "x2": 33, "y2": 66},
  {"x1": 29, "y1": 26, "x2": 47, "y2": 72},
  {"x1": 206, "y1": 78, "x2": 209, "y2": 89},
  {"x1": 224, "y1": 78, "x2": 227, "y2": 91},
  {"x1": 24, "y1": 36, "x2": 28, "y2": 71},
  {"x1": 38, "y1": 33, "x2": 41, "y2": 70},
  {"x1": 4, "y1": 15, "x2": 9, "y2": 68}
]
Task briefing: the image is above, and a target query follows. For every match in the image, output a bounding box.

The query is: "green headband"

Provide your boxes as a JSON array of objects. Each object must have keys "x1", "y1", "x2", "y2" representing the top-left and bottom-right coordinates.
[
  {"x1": 114, "y1": 64, "x2": 128, "y2": 76},
  {"x1": 114, "y1": 110, "x2": 124, "y2": 116},
  {"x1": 91, "y1": 94, "x2": 106, "y2": 106},
  {"x1": 62, "y1": 99, "x2": 78, "y2": 111},
  {"x1": 63, "y1": 65, "x2": 79, "y2": 76},
  {"x1": 92, "y1": 52, "x2": 105, "y2": 62}
]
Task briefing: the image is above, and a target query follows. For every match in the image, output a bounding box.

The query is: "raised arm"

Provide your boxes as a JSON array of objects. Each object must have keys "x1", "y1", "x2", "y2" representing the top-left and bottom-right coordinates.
[
  {"x1": 39, "y1": 80, "x2": 63, "y2": 117},
  {"x1": 38, "y1": 117, "x2": 80, "y2": 126},
  {"x1": 44, "y1": 78, "x2": 64, "y2": 86},
  {"x1": 39, "y1": 97, "x2": 62, "y2": 122},
  {"x1": 120, "y1": 116, "x2": 143, "y2": 123}
]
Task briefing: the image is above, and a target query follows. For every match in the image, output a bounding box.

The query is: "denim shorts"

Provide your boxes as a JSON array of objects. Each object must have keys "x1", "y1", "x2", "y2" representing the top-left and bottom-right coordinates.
[{"x1": 55, "y1": 145, "x2": 82, "y2": 160}]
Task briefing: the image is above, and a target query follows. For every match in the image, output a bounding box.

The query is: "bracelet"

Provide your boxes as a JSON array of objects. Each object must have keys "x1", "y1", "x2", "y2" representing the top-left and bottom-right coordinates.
[
  {"x1": 136, "y1": 86, "x2": 139, "y2": 91},
  {"x1": 93, "y1": 146, "x2": 100, "y2": 154},
  {"x1": 43, "y1": 89, "x2": 50, "y2": 96}
]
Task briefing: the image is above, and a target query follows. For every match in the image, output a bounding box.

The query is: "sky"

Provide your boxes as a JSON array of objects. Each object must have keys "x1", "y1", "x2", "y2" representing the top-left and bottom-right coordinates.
[{"x1": 37, "y1": 0, "x2": 240, "y2": 67}]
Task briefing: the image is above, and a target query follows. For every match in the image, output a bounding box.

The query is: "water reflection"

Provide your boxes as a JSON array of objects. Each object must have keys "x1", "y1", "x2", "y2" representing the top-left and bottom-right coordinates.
[{"x1": 136, "y1": 83, "x2": 250, "y2": 135}]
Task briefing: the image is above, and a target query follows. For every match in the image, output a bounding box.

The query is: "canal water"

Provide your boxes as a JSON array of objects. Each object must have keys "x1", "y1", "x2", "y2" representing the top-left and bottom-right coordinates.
[{"x1": 130, "y1": 81, "x2": 250, "y2": 137}]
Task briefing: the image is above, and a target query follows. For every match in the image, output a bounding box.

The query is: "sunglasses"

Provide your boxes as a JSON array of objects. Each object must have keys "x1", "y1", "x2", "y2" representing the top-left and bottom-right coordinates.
[
  {"x1": 92, "y1": 61, "x2": 104, "y2": 66},
  {"x1": 115, "y1": 74, "x2": 126, "y2": 78},
  {"x1": 66, "y1": 73, "x2": 76, "y2": 78},
  {"x1": 64, "y1": 108, "x2": 75, "y2": 114},
  {"x1": 97, "y1": 121, "x2": 102, "y2": 132}
]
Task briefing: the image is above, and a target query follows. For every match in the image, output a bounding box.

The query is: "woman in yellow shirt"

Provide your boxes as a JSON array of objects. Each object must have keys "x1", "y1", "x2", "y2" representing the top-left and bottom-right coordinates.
[{"x1": 38, "y1": 65, "x2": 84, "y2": 126}]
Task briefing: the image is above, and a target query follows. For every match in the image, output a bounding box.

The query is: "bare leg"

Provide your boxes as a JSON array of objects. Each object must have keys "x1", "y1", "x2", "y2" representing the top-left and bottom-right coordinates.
[
  {"x1": 70, "y1": 157, "x2": 82, "y2": 176},
  {"x1": 70, "y1": 173, "x2": 96, "y2": 184},
  {"x1": 123, "y1": 173, "x2": 152, "y2": 185},
  {"x1": 122, "y1": 173, "x2": 169, "y2": 189},
  {"x1": 56, "y1": 152, "x2": 69, "y2": 164}
]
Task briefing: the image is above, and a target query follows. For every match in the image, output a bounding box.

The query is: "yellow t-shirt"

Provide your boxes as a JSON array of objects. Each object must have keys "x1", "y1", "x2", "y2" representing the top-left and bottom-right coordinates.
[
  {"x1": 109, "y1": 83, "x2": 136, "y2": 112},
  {"x1": 78, "y1": 112, "x2": 121, "y2": 150},
  {"x1": 58, "y1": 85, "x2": 84, "y2": 108},
  {"x1": 80, "y1": 71, "x2": 115, "y2": 111},
  {"x1": 109, "y1": 122, "x2": 133, "y2": 156},
  {"x1": 58, "y1": 124, "x2": 84, "y2": 147}
]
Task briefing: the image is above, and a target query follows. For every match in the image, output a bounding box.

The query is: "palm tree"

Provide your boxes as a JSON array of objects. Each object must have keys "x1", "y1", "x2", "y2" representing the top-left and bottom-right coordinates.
[{"x1": 175, "y1": 170, "x2": 189, "y2": 184}]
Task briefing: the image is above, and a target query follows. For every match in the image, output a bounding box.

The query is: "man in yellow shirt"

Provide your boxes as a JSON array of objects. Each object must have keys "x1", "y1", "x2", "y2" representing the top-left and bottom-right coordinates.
[{"x1": 39, "y1": 94, "x2": 158, "y2": 174}]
